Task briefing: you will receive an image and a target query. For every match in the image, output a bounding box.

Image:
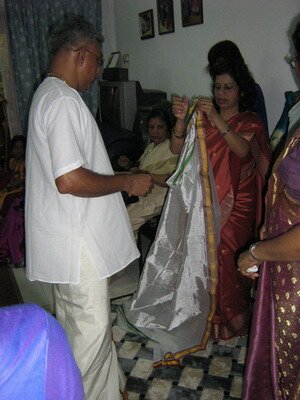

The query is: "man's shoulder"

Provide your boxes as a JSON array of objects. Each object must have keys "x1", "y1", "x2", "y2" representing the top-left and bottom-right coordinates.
[{"x1": 34, "y1": 78, "x2": 79, "y2": 105}]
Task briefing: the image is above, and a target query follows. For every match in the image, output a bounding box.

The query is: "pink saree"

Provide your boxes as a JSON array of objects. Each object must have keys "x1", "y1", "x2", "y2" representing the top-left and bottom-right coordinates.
[{"x1": 203, "y1": 111, "x2": 270, "y2": 340}]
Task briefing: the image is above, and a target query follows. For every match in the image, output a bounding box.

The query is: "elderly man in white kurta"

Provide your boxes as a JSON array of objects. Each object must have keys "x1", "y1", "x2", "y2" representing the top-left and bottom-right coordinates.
[{"x1": 25, "y1": 16, "x2": 152, "y2": 400}]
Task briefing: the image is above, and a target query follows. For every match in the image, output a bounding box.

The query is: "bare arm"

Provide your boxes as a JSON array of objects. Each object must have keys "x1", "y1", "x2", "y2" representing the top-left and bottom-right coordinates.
[
  {"x1": 129, "y1": 167, "x2": 170, "y2": 188},
  {"x1": 197, "y1": 99, "x2": 249, "y2": 158},
  {"x1": 238, "y1": 225, "x2": 300, "y2": 279},
  {"x1": 55, "y1": 166, "x2": 153, "y2": 197}
]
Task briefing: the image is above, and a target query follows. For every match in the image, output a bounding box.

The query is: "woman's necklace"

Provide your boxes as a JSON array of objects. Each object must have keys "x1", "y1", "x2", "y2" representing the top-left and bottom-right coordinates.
[{"x1": 47, "y1": 72, "x2": 68, "y2": 85}]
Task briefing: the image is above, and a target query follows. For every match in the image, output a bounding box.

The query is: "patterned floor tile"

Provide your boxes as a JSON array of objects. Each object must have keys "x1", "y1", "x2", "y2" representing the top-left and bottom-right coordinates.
[
  {"x1": 145, "y1": 378, "x2": 173, "y2": 400},
  {"x1": 112, "y1": 324, "x2": 127, "y2": 342},
  {"x1": 118, "y1": 341, "x2": 142, "y2": 359},
  {"x1": 167, "y1": 385, "x2": 201, "y2": 400},
  {"x1": 209, "y1": 356, "x2": 232, "y2": 377},
  {"x1": 130, "y1": 358, "x2": 154, "y2": 380},
  {"x1": 127, "y1": 392, "x2": 140, "y2": 400},
  {"x1": 200, "y1": 373, "x2": 232, "y2": 392},
  {"x1": 112, "y1": 303, "x2": 245, "y2": 399},
  {"x1": 178, "y1": 366, "x2": 203, "y2": 389},
  {"x1": 126, "y1": 376, "x2": 150, "y2": 395},
  {"x1": 230, "y1": 376, "x2": 243, "y2": 398},
  {"x1": 200, "y1": 388, "x2": 224, "y2": 400},
  {"x1": 237, "y1": 346, "x2": 246, "y2": 364}
]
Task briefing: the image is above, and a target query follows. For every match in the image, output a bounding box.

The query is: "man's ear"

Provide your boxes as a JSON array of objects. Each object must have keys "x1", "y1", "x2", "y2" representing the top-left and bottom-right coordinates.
[{"x1": 76, "y1": 48, "x2": 86, "y2": 66}]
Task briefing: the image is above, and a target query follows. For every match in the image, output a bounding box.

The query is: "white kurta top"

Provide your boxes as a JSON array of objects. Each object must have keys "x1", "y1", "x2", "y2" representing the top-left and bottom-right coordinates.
[{"x1": 25, "y1": 77, "x2": 139, "y2": 284}]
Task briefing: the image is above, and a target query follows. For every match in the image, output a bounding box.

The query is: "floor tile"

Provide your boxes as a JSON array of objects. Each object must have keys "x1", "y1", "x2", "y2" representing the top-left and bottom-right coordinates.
[
  {"x1": 167, "y1": 385, "x2": 201, "y2": 400},
  {"x1": 130, "y1": 358, "x2": 154, "y2": 380},
  {"x1": 230, "y1": 376, "x2": 243, "y2": 398},
  {"x1": 209, "y1": 356, "x2": 232, "y2": 377},
  {"x1": 178, "y1": 366, "x2": 203, "y2": 389},
  {"x1": 146, "y1": 378, "x2": 173, "y2": 400},
  {"x1": 200, "y1": 388, "x2": 224, "y2": 400},
  {"x1": 118, "y1": 341, "x2": 142, "y2": 359}
]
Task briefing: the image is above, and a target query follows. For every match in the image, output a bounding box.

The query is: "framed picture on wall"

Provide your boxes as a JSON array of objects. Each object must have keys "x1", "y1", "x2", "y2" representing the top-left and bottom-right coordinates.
[
  {"x1": 157, "y1": 0, "x2": 175, "y2": 35},
  {"x1": 139, "y1": 10, "x2": 155, "y2": 40},
  {"x1": 181, "y1": 0, "x2": 203, "y2": 27}
]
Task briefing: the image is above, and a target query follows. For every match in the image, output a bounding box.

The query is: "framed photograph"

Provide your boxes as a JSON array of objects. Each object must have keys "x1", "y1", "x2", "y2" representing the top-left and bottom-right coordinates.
[
  {"x1": 139, "y1": 10, "x2": 155, "y2": 40},
  {"x1": 181, "y1": 0, "x2": 203, "y2": 27},
  {"x1": 157, "y1": 0, "x2": 175, "y2": 35}
]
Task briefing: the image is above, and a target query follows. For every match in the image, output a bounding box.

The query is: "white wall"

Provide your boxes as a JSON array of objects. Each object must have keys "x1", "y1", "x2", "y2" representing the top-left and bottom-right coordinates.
[
  {"x1": 101, "y1": 1, "x2": 117, "y2": 57},
  {"x1": 103, "y1": 0, "x2": 299, "y2": 133}
]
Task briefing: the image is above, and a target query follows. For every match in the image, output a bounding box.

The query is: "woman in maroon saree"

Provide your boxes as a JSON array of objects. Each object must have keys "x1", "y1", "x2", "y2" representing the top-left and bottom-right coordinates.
[
  {"x1": 238, "y1": 22, "x2": 300, "y2": 400},
  {"x1": 171, "y1": 57, "x2": 270, "y2": 341},
  {"x1": 204, "y1": 110, "x2": 270, "y2": 340}
]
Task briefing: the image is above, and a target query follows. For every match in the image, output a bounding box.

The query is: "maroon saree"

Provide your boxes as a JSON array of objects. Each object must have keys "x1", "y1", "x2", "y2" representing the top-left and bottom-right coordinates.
[{"x1": 204, "y1": 111, "x2": 270, "y2": 340}]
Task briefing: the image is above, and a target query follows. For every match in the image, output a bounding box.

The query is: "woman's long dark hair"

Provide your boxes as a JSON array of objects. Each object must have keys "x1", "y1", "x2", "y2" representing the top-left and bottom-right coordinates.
[
  {"x1": 292, "y1": 20, "x2": 300, "y2": 55},
  {"x1": 210, "y1": 58, "x2": 257, "y2": 113}
]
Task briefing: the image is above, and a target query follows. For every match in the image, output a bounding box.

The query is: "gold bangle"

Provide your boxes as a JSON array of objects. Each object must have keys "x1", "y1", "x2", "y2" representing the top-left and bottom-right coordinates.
[
  {"x1": 221, "y1": 126, "x2": 231, "y2": 137},
  {"x1": 172, "y1": 128, "x2": 185, "y2": 139}
]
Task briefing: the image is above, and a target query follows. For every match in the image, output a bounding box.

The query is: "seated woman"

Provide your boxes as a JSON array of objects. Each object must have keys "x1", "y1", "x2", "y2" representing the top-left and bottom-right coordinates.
[
  {"x1": 117, "y1": 108, "x2": 179, "y2": 239},
  {"x1": 0, "y1": 135, "x2": 26, "y2": 212},
  {"x1": 0, "y1": 195, "x2": 24, "y2": 267},
  {"x1": 0, "y1": 135, "x2": 26, "y2": 267}
]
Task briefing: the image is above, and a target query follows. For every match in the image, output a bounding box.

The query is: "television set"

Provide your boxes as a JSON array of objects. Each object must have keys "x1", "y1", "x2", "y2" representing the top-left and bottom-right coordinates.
[{"x1": 99, "y1": 80, "x2": 137, "y2": 131}]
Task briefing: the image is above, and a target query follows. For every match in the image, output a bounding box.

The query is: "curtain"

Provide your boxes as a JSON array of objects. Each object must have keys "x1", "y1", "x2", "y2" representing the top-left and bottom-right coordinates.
[
  {"x1": 5, "y1": 0, "x2": 102, "y2": 133},
  {"x1": 0, "y1": 0, "x2": 22, "y2": 137}
]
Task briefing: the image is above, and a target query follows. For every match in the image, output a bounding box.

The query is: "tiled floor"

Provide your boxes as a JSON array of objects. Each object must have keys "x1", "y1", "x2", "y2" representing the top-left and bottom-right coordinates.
[
  {"x1": 10, "y1": 232, "x2": 247, "y2": 400},
  {"x1": 111, "y1": 300, "x2": 246, "y2": 400}
]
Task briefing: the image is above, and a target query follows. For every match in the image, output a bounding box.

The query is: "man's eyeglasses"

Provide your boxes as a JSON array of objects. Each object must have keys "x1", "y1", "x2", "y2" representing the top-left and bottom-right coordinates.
[
  {"x1": 286, "y1": 55, "x2": 300, "y2": 69},
  {"x1": 73, "y1": 48, "x2": 105, "y2": 67}
]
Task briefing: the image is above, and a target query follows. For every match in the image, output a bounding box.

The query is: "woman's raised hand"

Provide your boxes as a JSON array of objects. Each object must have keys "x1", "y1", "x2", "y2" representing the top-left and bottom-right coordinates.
[
  {"x1": 196, "y1": 98, "x2": 218, "y2": 123},
  {"x1": 172, "y1": 96, "x2": 189, "y2": 121}
]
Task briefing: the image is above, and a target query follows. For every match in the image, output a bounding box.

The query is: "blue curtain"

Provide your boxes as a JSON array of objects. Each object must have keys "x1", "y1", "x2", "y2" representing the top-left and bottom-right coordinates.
[{"x1": 5, "y1": 0, "x2": 102, "y2": 133}]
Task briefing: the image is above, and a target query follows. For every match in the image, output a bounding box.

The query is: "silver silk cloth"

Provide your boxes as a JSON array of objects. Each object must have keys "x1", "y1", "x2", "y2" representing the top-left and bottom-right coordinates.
[{"x1": 118, "y1": 112, "x2": 220, "y2": 359}]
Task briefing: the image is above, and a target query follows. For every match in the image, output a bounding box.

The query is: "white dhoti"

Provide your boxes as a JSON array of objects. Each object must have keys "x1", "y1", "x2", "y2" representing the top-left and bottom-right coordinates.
[{"x1": 54, "y1": 242, "x2": 125, "y2": 400}]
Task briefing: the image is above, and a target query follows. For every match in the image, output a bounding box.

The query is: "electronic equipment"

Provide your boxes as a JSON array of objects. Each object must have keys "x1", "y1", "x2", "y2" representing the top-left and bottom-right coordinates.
[{"x1": 99, "y1": 80, "x2": 137, "y2": 131}]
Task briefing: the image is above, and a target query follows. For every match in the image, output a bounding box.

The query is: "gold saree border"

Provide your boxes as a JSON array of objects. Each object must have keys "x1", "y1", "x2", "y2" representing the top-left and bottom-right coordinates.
[{"x1": 154, "y1": 112, "x2": 218, "y2": 368}]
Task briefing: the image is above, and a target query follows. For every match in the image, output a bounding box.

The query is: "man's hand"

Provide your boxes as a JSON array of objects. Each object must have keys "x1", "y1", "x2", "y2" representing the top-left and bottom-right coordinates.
[{"x1": 125, "y1": 174, "x2": 154, "y2": 197}]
